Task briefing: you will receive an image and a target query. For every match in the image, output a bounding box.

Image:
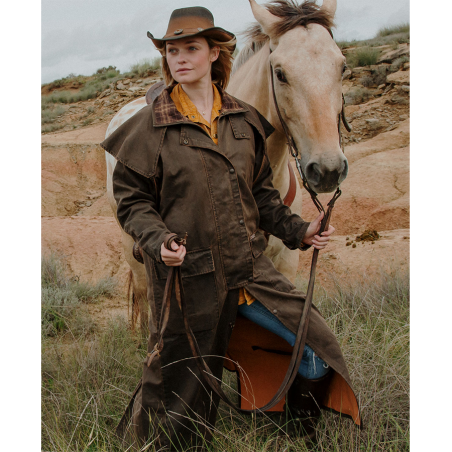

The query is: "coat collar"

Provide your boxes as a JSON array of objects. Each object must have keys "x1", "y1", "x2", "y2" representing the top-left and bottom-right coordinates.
[{"x1": 152, "y1": 83, "x2": 248, "y2": 127}]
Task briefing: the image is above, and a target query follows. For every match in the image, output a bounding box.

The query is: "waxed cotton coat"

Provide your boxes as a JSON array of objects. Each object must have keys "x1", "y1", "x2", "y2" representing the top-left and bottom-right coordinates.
[{"x1": 101, "y1": 85, "x2": 361, "y2": 450}]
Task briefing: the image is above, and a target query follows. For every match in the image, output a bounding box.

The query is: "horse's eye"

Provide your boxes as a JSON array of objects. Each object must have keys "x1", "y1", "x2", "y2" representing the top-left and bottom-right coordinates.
[
  {"x1": 275, "y1": 68, "x2": 287, "y2": 84},
  {"x1": 342, "y1": 63, "x2": 347, "y2": 74}
]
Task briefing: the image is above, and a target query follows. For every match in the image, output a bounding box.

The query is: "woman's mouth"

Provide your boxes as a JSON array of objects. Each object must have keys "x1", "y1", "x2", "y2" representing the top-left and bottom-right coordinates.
[{"x1": 176, "y1": 68, "x2": 191, "y2": 73}]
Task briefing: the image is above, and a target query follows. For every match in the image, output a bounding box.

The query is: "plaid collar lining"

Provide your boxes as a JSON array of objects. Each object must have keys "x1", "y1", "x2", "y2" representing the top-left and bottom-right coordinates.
[{"x1": 153, "y1": 83, "x2": 248, "y2": 127}]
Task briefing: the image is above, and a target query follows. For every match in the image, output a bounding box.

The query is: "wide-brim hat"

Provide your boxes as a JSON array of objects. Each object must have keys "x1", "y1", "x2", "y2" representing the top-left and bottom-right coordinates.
[{"x1": 147, "y1": 6, "x2": 236, "y2": 52}]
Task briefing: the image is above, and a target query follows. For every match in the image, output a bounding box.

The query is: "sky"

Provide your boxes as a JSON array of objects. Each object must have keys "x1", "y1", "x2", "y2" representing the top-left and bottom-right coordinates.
[{"x1": 41, "y1": 0, "x2": 410, "y2": 84}]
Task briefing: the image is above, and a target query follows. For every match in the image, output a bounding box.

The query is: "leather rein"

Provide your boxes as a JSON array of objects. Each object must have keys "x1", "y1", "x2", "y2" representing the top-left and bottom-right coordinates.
[{"x1": 146, "y1": 50, "x2": 352, "y2": 414}]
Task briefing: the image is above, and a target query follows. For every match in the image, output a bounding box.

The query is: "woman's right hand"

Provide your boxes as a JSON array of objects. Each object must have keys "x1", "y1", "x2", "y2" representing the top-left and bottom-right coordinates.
[{"x1": 161, "y1": 241, "x2": 186, "y2": 266}]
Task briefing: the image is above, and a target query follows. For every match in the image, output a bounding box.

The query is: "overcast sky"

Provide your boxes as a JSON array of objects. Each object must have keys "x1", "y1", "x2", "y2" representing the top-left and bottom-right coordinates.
[{"x1": 42, "y1": 0, "x2": 409, "y2": 84}]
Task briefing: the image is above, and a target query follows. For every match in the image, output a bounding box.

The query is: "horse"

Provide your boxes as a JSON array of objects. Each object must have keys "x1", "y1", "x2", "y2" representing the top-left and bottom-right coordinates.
[{"x1": 104, "y1": 0, "x2": 348, "y2": 333}]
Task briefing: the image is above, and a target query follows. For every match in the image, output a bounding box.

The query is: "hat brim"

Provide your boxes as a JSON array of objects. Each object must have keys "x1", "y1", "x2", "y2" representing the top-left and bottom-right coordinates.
[{"x1": 148, "y1": 27, "x2": 236, "y2": 52}]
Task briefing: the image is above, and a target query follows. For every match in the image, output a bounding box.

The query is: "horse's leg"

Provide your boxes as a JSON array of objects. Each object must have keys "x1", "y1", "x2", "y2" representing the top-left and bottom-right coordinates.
[{"x1": 120, "y1": 229, "x2": 149, "y2": 336}]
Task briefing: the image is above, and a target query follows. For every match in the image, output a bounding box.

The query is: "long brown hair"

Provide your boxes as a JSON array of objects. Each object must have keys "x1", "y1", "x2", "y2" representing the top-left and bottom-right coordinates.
[{"x1": 156, "y1": 35, "x2": 236, "y2": 89}]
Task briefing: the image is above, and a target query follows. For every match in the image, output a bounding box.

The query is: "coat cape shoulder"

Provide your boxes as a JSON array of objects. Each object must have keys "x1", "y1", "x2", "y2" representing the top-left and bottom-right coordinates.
[{"x1": 99, "y1": 87, "x2": 274, "y2": 179}]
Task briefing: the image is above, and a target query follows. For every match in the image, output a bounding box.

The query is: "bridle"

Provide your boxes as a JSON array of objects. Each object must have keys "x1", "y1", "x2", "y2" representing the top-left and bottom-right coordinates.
[
  {"x1": 269, "y1": 46, "x2": 351, "y2": 217},
  {"x1": 121, "y1": 39, "x2": 353, "y2": 423}
]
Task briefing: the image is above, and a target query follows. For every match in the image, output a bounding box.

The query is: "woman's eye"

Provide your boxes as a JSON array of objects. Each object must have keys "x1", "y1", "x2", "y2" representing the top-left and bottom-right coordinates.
[
  {"x1": 275, "y1": 68, "x2": 287, "y2": 84},
  {"x1": 189, "y1": 46, "x2": 197, "y2": 51},
  {"x1": 168, "y1": 48, "x2": 177, "y2": 54}
]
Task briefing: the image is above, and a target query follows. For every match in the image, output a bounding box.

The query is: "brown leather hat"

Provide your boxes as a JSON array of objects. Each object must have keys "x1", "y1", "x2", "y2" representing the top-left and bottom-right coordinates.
[{"x1": 147, "y1": 6, "x2": 236, "y2": 51}]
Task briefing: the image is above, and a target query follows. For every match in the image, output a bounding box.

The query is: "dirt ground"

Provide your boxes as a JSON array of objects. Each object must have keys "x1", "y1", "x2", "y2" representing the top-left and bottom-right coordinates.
[{"x1": 42, "y1": 80, "x2": 409, "y2": 327}]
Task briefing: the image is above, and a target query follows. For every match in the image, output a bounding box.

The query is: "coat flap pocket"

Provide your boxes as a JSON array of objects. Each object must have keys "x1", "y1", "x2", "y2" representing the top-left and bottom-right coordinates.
[
  {"x1": 154, "y1": 248, "x2": 215, "y2": 280},
  {"x1": 229, "y1": 116, "x2": 251, "y2": 139},
  {"x1": 250, "y1": 231, "x2": 267, "y2": 259}
]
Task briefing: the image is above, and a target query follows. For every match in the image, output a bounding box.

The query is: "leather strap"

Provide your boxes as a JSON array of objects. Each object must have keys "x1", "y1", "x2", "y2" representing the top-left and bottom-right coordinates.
[{"x1": 283, "y1": 161, "x2": 297, "y2": 207}]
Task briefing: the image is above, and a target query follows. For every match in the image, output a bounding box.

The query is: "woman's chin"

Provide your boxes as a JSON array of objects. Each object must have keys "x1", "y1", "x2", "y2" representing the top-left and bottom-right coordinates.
[{"x1": 174, "y1": 71, "x2": 210, "y2": 86}]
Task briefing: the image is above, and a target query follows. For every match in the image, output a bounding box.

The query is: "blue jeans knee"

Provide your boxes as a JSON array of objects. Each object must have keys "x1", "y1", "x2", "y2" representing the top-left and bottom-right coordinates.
[{"x1": 237, "y1": 300, "x2": 330, "y2": 379}]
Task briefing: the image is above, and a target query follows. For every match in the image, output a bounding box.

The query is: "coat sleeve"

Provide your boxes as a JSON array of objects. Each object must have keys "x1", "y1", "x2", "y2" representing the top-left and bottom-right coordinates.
[
  {"x1": 251, "y1": 127, "x2": 311, "y2": 251},
  {"x1": 112, "y1": 160, "x2": 172, "y2": 263}
]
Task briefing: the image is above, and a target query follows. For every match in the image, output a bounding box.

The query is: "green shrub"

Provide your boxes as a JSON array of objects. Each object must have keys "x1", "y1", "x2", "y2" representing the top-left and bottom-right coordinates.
[
  {"x1": 41, "y1": 123, "x2": 66, "y2": 133},
  {"x1": 390, "y1": 56, "x2": 409, "y2": 73},
  {"x1": 41, "y1": 105, "x2": 66, "y2": 124},
  {"x1": 41, "y1": 253, "x2": 116, "y2": 336},
  {"x1": 130, "y1": 57, "x2": 161, "y2": 77},
  {"x1": 344, "y1": 86, "x2": 374, "y2": 105},
  {"x1": 359, "y1": 65, "x2": 387, "y2": 88},
  {"x1": 346, "y1": 47, "x2": 380, "y2": 68}
]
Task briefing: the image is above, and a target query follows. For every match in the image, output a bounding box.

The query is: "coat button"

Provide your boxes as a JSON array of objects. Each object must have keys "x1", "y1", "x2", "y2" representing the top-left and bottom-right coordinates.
[
  {"x1": 229, "y1": 168, "x2": 235, "y2": 174},
  {"x1": 183, "y1": 139, "x2": 189, "y2": 145},
  {"x1": 241, "y1": 133, "x2": 246, "y2": 137},
  {"x1": 239, "y1": 219, "x2": 244, "y2": 225},
  {"x1": 273, "y1": 309, "x2": 277, "y2": 314},
  {"x1": 248, "y1": 276, "x2": 253, "y2": 282}
]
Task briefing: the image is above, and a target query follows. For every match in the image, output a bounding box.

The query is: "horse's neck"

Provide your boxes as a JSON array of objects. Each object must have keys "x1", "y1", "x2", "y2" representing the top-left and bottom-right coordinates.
[{"x1": 229, "y1": 42, "x2": 289, "y2": 192}]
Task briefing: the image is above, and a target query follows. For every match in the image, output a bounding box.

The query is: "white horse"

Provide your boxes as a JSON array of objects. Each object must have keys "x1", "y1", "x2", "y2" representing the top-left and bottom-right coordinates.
[{"x1": 105, "y1": 0, "x2": 348, "y2": 332}]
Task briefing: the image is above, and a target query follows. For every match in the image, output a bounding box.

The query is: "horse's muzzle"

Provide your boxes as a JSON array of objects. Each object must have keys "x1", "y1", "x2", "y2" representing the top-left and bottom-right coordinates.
[{"x1": 305, "y1": 156, "x2": 348, "y2": 193}]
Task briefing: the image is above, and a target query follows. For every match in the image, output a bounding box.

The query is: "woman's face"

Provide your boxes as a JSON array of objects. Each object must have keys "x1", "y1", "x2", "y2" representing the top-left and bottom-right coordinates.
[{"x1": 166, "y1": 36, "x2": 219, "y2": 85}]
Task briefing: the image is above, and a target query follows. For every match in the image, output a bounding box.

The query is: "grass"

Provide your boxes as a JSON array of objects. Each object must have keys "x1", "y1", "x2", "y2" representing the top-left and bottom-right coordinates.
[
  {"x1": 336, "y1": 22, "x2": 409, "y2": 50},
  {"x1": 346, "y1": 47, "x2": 380, "y2": 68},
  {"x1": 130, "y1": 57, "x2": 161, "y2": 77},
  {"x1": 41, "y1": 253, "x2": 116, "y2": 337},
  {"x1": 344, "y1": 87, "x2": 374, "y2": 105},
  {"x1": 377, "y1": 23, "x2": 410, "y2": 37},
  {"x1": 390, "y1": 56, "x2": 409, "y2": 73},
  {"x1": 42, "y1": 68, "x2": 124, "y2": 105},
  {"x1": 41, "y1": 266, "x2": 409, "y2": 451}
]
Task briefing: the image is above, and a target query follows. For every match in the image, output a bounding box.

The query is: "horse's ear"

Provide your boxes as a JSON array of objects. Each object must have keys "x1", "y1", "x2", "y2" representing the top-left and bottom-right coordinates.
[
  {"x1": 321, "y1": 0, "x2": 337, "y2": 18},
  {"x1": 248, "y1": 0, "x2": 281, "y2": 39}
]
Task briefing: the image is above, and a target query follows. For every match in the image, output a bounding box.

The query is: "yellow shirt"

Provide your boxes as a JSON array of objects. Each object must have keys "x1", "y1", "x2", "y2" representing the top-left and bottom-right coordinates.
[
  {"x1": 170, "y1": 83, "x2": 255, "y2": 306},
  {"x1": 170, "y1": 83, "x2": 222, "y2": 144}
]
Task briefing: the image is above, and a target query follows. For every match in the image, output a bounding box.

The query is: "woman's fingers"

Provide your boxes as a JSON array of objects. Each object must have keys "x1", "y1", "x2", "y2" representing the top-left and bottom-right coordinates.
[
  {"x1": 161, "y1": 243, "x2": 186, "y2": 266},
  {"x1": 321, "y1": 225, "x2": 336, "y2": 236}
]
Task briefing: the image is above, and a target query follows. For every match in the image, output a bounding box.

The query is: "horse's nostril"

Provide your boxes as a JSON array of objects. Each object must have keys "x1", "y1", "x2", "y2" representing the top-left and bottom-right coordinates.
[
  {"x1": 305, "y1": 162, "x2": 322, "y2": 186},
  {"x1": 338, "y1": 158, "x2": 349, "y2": 184}
]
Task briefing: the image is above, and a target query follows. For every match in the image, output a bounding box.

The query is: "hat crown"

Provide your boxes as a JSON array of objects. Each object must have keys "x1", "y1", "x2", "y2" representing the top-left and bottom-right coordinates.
[{"x1": 169, "y1": 6, "x2": 215, "y2": 25}]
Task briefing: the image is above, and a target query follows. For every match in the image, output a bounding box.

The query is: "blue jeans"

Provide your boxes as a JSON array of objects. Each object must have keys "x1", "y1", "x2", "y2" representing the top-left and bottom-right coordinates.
[{"x1": 237, "y1": 300, "x2": 330, "y2": 379}]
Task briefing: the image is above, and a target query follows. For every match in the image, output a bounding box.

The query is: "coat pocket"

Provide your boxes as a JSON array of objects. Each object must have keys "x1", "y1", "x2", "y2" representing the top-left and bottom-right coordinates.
[
  {"x1": 250, "y1": 230, "x2": 268, "y2": 259},
  {"x1": 152, "y1": 248, "x2": 219, "y2": 335}
]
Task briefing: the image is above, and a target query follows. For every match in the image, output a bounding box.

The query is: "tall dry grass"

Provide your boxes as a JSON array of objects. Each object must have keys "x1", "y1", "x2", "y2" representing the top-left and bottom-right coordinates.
[{"x1": 41, "y1": 265, "x2": 409, "y2": 451}]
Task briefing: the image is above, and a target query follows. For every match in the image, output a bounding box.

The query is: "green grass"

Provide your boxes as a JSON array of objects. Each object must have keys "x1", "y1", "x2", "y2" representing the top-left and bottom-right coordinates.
[
  {"x1": 344, "y1": 87, "x2": 374, "y2": 105},
  {"x1": 41, "y1": 253, "x2": 116, "y2": 337},
  {"x1": 336, "y1": 23, "x2": 409, "y2": 49},
  {"x1": 130, "y1": 57, "x2": 161, "y2": 77},
  {"x1": 41, "y1": 267, "x2": 409, "y2": 451},
  {"x1": 377, "y1": 23, "x2": 410, "y2": 37},
  {"x1": 346, "y1": 47, "x2": 380, "y2": 68},
  {"x1": 41, "y1": 104, "x2": 66, "y2": 124}
]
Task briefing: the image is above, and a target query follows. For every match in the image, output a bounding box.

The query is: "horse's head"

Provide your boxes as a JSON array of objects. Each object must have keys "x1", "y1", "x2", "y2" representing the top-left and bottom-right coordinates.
[{"x1": 249, "y1": 0, "x2": 347, "y2": 193}]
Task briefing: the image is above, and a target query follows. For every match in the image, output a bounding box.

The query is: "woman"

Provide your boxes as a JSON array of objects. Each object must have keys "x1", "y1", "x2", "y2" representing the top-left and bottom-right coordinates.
[{"x1": 102, "y1": 6, "x2": 360, "y2": 450}]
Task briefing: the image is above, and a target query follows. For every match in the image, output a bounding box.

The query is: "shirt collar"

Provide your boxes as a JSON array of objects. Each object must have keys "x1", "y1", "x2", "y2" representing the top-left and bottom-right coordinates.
[{"x1": 153, "y1": 83, "x2": 248, "y2": 127}]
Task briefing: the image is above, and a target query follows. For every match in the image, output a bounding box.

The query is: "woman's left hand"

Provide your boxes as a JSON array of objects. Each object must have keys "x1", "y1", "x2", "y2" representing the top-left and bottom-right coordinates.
[{"x1": 302, "y1": 211, "x2": 335, "y2": 250}]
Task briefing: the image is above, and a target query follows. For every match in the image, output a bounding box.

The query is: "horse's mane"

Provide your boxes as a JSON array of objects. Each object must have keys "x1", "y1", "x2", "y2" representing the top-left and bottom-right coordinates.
[{"x1": 232, "y1": 0, "x2": 334, "y2": 75}]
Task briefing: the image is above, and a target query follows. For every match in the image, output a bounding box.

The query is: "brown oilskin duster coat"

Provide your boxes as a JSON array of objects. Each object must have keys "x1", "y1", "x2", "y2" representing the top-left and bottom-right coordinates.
[{"x1": 101, "y1": 85, "x2": 361, "y2": 450}]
